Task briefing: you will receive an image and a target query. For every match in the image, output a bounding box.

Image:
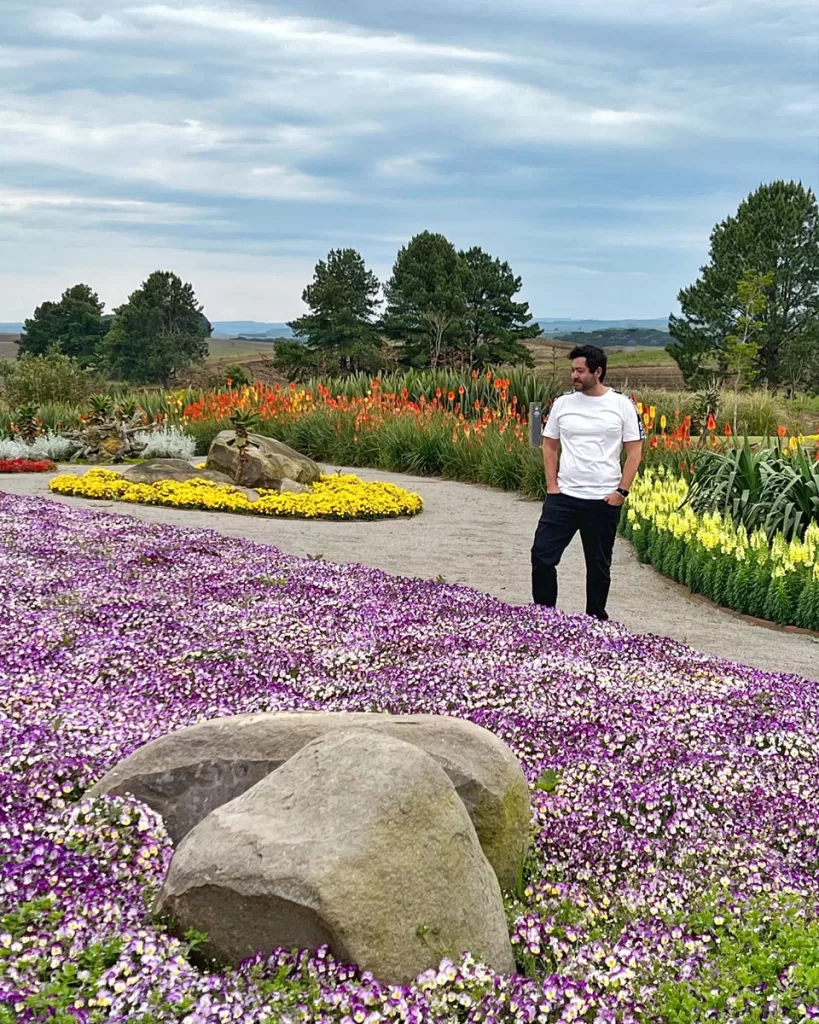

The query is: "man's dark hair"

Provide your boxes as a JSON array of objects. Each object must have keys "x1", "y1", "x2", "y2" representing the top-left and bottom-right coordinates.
[{"x1": 569, "y1": 344, "x2": 607, "y2": 382}]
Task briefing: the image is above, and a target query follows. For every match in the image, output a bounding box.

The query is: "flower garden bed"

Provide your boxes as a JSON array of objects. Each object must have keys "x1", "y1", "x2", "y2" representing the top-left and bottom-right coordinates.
[
  {"x1": 48, "y1": 469, "x2": 423, "y2": 521},
  {"x1": 622, "y1": 468, "x2": 819, "y2": 631},
  {"x1": 0, "y1": 457, "x2": 56, "y2": 473},
  {"x1": 2, "y1": 493, "x2": 819, "y2": 1022}
]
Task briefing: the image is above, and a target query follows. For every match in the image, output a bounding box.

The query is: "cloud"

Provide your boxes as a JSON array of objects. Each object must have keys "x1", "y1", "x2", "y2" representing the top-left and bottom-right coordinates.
[{"x1": 0, "y1": 0, "x2": 816, "y2": 319}]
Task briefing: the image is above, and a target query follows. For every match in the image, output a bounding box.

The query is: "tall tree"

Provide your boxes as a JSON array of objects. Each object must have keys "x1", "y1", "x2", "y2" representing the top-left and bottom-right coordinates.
[
  {"x1": 101, "y1": 271, "x2": 210, "y2": 384},
  {"x1": 19, "y1": 283, "x2": 106, "y2": 365},
  {"x1": 455, "y1": 247, "x2": 538, "y2": 369},
  {"x1": 724, "y1": 270, "x2": 772, "y2": 435},
  {"x1": 383, "y1": 232, "x2": 465, "y2": 368},
  {"x1": 668, "y1": 181, "x2": 819, "y2": 386},
  {"x1": 287, "y1": 249, "x2": 382, "y2": 375}
]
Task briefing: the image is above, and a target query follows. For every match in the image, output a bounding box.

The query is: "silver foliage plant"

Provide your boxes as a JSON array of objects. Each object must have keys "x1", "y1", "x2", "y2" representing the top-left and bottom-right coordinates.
[{"x1": 133, "y1": 425, "x2": 197, "y2": 461}]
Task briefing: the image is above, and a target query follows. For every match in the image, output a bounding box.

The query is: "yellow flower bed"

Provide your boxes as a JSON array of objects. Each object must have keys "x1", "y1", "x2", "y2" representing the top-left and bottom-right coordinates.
[
  {"x1": 626, "y1": 467, "x2": 819, "y2": 577},
  {"x1": 49, "y1": 469, "x2": 423, "y2": 521}
]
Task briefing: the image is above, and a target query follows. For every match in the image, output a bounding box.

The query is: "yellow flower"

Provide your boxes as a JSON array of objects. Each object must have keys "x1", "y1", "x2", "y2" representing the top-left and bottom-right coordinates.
[{"x1": 49, "y1": 471, "x2": 423, "y2": 521}]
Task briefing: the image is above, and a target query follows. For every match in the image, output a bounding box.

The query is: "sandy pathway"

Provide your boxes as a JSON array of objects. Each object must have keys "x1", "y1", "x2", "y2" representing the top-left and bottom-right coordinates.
[{"x1": 2, "y1": 465, "x2": 817, "y2": 680}]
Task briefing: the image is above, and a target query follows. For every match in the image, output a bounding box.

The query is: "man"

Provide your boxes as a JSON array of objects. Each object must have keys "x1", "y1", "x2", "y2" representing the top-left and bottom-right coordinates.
[{"x1": 531, "y1": 344, "x2": 643, "y2": 620}]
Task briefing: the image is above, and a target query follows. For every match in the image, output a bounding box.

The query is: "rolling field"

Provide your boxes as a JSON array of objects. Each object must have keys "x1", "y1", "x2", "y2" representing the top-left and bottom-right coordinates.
[
  {"x1": 206, "y1": 338, "x2": 277, "y2": 362},
  {"x1": 524, "y1": 336, "x2": 683, "y2": 389},
  {"x1": 0, "y1": 334, "x2": 19, "y2": 359}
]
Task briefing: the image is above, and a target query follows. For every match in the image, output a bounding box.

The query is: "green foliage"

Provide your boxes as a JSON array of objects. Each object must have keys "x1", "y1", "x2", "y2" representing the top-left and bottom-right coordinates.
[
  {"x1": 18, "y1": 283, "x2": 107, "y2": 365},
  {"x1": 0, "y1": 349, "x2": 103, "y2": 406},
  {"x1": 668, "y1": 181, "x2": 819, "y2": 387},
  {"x1": 288, "y1": 248, "x2": 383, "y2": 375},
  {"x1": 654, "y1": 896, "x2": 819, "y2": 1023},
  {"x1": 100, "y1": 271, "x2": 210, "y2": 384},
  {"x1": 10, "y1": 403, "x2": 42, "y2": 443},
  {"x1": 687, "y1": 442, "x2": 819, "y2": 541},
  {"x1": 795, "y1": 576, "x2": 819, "y2": 630},
  {"x1": 724, "y1": 271, "x2": 773, "y2": 434},
  {"x1": 455, "y1": 246, "x2": 538, "y2": 368},
  {"x1": 383, "y1": 231, "x2": 467, "y2": 368},
  {"x1": 271, "y1": 339, "x2": 320, "y2": 383},
  {"x1": 222, "y1": 364, "x2": 251, "y2": 388}
]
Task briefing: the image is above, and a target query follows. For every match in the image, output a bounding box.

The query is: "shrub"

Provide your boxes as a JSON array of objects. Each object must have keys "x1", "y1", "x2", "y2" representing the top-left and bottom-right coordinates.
[{"x1": 0, "y1": 350, "x2": 103, "y2": 406}]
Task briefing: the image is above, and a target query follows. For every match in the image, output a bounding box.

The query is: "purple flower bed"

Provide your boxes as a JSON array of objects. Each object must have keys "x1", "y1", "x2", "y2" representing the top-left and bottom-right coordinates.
[{"x1": 1, "y1": 492, "x2": 819, "y2": 1023}]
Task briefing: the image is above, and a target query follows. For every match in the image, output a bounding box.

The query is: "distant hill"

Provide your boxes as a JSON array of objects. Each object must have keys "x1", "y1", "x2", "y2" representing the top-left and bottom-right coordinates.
[
  {"x1": 550, "y1": 328, "x2": 670, "y2": 348},
  {"x1": 0, "y1": 323, "x2": 23, "y2": 333},
  {"x1": 534, "y1": 318, "x2": 668, "y2": 333},
  {"x1": 210, "y1": 321, "x2": 293, "y2": 339}
]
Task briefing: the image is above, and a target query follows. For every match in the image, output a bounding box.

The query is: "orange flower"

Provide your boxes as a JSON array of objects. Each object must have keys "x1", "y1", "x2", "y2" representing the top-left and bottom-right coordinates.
[
  {"x1": 724, "y1": 423, "x2": 733, "y2": 436},
  {"x1": 435, "y1": 388, "x2": 442, "y2": 398},
  {"x1": 706, "y1": 413, "x2": 716, "y2": 431},
  {"x1": 777, "y1": 425, "x2": 787, "y2": 438},
  {"x1": 458, "y1": 384, "x2": 465, "y2": 395},
  {"x1": 448, "y1": 391, "x2": 456, "y2": 402},
  {"x1": 471, "y1": 369, "x2": 478, "y2": 379}
]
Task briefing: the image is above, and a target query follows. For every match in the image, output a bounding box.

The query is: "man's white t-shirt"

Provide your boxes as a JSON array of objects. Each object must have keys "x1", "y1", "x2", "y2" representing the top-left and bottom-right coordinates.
[{"x1": 541, "y1": 389, "x2": 644, "y2": 499}]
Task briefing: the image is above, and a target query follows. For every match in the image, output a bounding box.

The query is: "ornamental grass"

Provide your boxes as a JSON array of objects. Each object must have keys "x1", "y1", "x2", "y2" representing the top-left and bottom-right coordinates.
[
  {"x1": 49, "y1": 469, "x2": 423, "y2": 521},
  {"x1": 2, "y1": 495, "x2": 819, "y2": 1021}
]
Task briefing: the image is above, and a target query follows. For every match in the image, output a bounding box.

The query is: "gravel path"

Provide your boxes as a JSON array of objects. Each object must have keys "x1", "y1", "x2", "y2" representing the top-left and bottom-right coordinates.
[{"x1": 2, "y1": 466, "x2": 817, "y2": 680}]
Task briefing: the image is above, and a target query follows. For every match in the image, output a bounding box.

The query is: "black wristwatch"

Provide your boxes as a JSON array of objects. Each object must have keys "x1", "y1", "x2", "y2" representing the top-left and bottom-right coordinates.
[{"x1": 616, "y1": 487, "x2": 630, "y2": 498}]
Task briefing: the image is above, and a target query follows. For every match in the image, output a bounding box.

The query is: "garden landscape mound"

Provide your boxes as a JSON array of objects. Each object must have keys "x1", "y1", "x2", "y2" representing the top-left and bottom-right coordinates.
[
  {"x1": 50, "y1": 467, "x2": 424, "y2": 521},
  {"x1": 2, "y1": 492, "x2": 819, "y2": 1021}
]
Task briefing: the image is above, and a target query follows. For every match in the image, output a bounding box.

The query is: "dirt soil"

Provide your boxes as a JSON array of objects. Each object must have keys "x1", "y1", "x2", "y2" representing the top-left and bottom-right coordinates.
[{"x1": 2, "y1": 466, "x2": 816, "y2": 681}]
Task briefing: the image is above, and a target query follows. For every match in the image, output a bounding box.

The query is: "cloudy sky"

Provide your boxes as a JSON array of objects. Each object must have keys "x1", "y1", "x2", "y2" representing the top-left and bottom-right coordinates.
[{"x1": 1, "y1": 0, "x2": 817, "y2": 322}]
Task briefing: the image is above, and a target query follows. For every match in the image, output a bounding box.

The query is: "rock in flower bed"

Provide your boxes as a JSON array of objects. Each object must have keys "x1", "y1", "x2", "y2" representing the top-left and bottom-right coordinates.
[
  {"x1": 1, "y1": 493, "x2": 819, "y2": 1022},
  {"x1": 49, "y1": 468, "x2": 423, "y2": 521},
  {"x1": 0, "y1": 457, "x2": 56, "y2": 473}
]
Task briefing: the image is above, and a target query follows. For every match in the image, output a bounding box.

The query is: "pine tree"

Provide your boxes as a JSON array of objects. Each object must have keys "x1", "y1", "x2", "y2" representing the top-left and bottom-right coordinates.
[
  {"x1": 668, "y1": 181, "x2": 819, "y2": 386},
  {"x1": 287, "y1": 248, "x2": 382, "y2": 376}
]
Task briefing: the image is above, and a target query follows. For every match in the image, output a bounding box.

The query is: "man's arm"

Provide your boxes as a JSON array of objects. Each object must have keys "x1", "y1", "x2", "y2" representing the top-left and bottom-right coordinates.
[
  {"x1": 604, "y1": 440, "x2": 642, "y2": 505},
  {"x1": 542, "y1": 437, "x2": 560, "y2": 494},
  {"x1": 619, "y1": 440, "x2": 642, "y2": 491}
]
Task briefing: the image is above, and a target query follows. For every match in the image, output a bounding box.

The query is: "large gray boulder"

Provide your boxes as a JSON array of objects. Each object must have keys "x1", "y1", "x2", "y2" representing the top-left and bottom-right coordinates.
[
  {"x1": 154, "y1": 729, "x2": 515, "y2": 982},
  {"x1": 88, "y1": 711, "x2": 530, "y2": 890},
  {"x1": 121, "y1": 459, "x2": 234, "y2": 485},
  {"x1": 207, "y1": 432, "x2": 321, "y2": 489},
  {"x1": 120, "y1": 460, "x2": 260, "y2": 500}
]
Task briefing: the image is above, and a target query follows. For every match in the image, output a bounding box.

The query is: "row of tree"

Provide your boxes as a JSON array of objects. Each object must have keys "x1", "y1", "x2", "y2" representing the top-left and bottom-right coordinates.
[
  {"x1": 19, "y1": 234, "x2": 539, "y2": 384},
  {"x1": 278, "y1": 233, "x2": 539, "y2": 379},
  {"x1": 19, "y1": 271, "x2": 211, "y2": 385},
  {"x1": 668, "y1": 180, "x2": 819, "y2": 392}
]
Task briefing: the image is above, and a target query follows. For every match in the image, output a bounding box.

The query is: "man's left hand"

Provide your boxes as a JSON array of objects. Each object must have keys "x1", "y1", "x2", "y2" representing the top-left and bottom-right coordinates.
[{"x1": 604, "y1": 492, "x2": 625, "y2": 507}]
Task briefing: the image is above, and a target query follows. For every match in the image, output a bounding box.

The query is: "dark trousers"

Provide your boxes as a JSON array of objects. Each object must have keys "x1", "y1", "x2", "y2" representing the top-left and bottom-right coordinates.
[{"x1": 531, "y1": 493, "x2": 622, "y2": 620}]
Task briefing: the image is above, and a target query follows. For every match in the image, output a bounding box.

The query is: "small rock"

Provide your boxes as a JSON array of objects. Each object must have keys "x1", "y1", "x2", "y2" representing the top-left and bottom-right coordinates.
[
  {"x1": 154, "y1": 729, "x2": 515, "y2": 982},
  {"x1": 278, "y1": 478, "x2": 312, "y2": 495}
]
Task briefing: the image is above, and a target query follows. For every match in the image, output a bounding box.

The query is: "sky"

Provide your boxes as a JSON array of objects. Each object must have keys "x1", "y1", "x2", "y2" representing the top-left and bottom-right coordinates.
[{"x1": 1, "y1": 0, "x2": 817, "y2": 323}]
